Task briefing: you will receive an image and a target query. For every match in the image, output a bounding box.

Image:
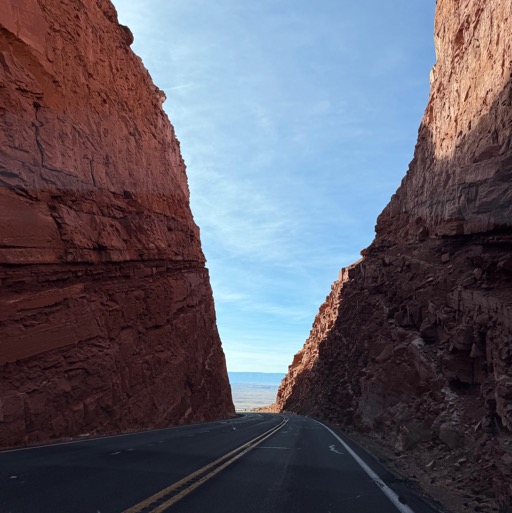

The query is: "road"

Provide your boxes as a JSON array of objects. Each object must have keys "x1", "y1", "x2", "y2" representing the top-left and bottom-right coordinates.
[{"x1": 0, "y1": 413, "x2": 439, "y2": 513}]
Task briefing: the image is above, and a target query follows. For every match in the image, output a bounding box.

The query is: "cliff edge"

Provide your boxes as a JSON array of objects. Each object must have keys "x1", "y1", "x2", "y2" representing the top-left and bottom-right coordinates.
[
  {"x1": 0, "y1": 0, "x2": 234, "y2": 447},
  {"x1": 277, "y1": 0, "x2": 512, "y2": 510}
]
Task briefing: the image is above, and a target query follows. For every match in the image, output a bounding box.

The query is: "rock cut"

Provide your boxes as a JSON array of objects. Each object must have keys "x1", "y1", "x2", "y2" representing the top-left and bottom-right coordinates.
[
  {"x1": 0, "y1": 0, "x2": 234, "y2": 447},
  {"x1": 277, "y1": 0, "x2": 512, "y2": 510}
]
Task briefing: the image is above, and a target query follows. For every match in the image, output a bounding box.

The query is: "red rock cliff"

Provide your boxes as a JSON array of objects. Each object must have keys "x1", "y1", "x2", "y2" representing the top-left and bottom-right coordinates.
[
  {"x1": 277, "y1": 0, "x2": 512, "y2": 510},
  {"x1": 0, "y1": 0, "x2": 234, "y2": 447}
]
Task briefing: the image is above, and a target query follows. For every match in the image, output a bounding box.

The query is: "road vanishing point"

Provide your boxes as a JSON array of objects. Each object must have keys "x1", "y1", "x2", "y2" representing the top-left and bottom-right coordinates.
[{"x1": 0, "y1": 413, "x2": 440, "y2": 513}]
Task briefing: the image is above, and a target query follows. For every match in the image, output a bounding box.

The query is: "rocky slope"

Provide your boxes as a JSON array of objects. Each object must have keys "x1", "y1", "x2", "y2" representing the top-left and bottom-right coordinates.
[
  {"x1": 277, "y1": 0, "x2": 512, "y2": 510},
  {"x1": 0, "y1": 0, "x2": 234, "y2": 447}
]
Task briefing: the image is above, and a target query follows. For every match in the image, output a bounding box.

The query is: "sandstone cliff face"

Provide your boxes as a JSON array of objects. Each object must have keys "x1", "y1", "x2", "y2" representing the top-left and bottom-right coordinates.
[
  {"x1": 0, "y1": 0, "x2": 234, "y2": 447},
  {"x1": 277, "y1": 0, "x2": 512, "y2": 510}
]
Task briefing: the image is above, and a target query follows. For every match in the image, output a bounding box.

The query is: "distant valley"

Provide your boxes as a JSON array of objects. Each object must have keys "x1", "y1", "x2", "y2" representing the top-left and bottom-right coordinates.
[{"x1": 228, "y1": 372, "x2": 285, "y2": 411}]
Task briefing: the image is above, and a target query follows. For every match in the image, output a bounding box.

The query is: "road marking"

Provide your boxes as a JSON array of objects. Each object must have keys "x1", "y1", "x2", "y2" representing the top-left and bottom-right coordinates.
[
  {"x1": 121, "y1": 418, "x2": 288, "y2": 513},
  {"x1": 329, "y1": 444, "x2": 343, "y2": 455},
  {"x1": 313, "y1": 419, "x2": 416, "y2": 513}
]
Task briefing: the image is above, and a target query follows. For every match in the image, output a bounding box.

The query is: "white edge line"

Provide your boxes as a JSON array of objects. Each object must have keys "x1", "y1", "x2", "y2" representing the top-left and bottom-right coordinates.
[{"x1": 312, "y1": 418, "x2": 416, "y2": 513}]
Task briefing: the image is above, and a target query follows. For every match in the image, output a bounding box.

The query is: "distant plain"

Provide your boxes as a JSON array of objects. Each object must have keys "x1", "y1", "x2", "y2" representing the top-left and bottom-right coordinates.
[{"x1": 228, "y1": 372, "x2": 285, "y2": 411}]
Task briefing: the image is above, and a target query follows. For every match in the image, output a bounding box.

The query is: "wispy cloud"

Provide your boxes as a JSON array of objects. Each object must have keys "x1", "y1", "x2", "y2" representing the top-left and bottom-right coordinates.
[
  {"x1": 163, "y1": 83, "x2": 196, "y2": 91},
  {"x1": 115, "y1": 0, "x2": 436, "y2": 372}
]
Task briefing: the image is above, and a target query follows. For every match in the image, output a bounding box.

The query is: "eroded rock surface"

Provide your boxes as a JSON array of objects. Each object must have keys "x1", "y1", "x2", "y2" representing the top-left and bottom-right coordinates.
[
  {"x1": 0, "y1": 0, "x2": 234, "y2": 447},
  {"x1": 277, "y1": 1, "x2": 512, "y2": 510}
]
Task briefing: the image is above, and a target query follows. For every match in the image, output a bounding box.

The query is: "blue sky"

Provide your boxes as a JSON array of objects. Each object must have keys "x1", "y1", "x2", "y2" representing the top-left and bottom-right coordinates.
[{"x1": 114, "y1": 0, "x2": 436, "y2": 372}]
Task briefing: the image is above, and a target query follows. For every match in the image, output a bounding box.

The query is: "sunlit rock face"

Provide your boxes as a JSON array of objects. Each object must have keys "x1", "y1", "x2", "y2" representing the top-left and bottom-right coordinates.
[
  {"x1": 0, "y1": 0, "x2": 234, "y2": 447},
  {"x1": 277, "y1": 0, "x2": 512, "y2": 508}
]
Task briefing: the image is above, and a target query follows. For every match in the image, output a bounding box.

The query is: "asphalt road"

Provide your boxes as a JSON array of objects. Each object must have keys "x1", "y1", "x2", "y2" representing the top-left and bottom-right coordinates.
[{"x1": 0, "y1": 413, "x2": 440, "y2": 513}]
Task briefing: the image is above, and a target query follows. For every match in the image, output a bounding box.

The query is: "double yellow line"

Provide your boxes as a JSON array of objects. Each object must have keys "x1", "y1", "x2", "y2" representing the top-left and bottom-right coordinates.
[{"x1": 122, "y1": 418, "x2": 288, "y2": 513}]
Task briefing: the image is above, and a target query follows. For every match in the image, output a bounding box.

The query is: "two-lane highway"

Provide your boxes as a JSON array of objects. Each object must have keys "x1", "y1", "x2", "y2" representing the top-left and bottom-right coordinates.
[{"x1": 0, "y1": 414, "x2": 439, "y2": 513}]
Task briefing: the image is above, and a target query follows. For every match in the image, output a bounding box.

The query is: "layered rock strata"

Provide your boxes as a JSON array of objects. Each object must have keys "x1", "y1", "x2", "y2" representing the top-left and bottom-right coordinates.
[
  {"x1": 277, "y1": 0, "x2": 512, "y2": 510},
  {"x1": 0, "y1": 0, "x2": 234, "y2": 447}
]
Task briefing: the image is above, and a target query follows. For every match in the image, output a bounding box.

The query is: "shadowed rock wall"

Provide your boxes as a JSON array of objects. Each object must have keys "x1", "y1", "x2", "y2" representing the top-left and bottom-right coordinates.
[
  {"x1": 0, "y1": 0, "x2": 234, "y2": 447},
  {"x1": 277, "y1": 0, "x2": 512, "y2": 509}
]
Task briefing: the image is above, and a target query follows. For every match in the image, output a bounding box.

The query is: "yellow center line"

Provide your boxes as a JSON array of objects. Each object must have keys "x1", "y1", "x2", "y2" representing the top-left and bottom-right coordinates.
[{"x1": 121, "y1": 418, "x2": 288, "y2": 513}]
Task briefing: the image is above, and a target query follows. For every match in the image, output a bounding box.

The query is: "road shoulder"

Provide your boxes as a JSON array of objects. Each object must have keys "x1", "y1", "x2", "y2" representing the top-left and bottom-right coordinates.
[{"x1": 309, "y1": 417, "x2": 448, "y2": 513}]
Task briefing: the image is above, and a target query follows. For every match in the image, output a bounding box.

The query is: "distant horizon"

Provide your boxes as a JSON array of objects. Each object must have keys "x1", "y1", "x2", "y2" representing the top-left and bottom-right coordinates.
[{"x1": 228, "y1": 371, "x2": 284, "y2": 409}]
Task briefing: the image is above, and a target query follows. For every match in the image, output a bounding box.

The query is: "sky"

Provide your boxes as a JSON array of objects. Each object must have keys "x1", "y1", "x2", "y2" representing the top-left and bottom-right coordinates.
[{"x1": 114, "y1": 0, "x2": 436, "y2": 373}]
